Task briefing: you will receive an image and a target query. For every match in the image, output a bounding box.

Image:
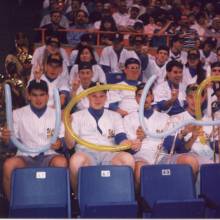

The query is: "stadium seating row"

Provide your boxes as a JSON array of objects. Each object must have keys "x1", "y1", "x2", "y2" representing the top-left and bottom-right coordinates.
[{"x1": 9, "y1": 164, "x2": 220, "y2": 218}]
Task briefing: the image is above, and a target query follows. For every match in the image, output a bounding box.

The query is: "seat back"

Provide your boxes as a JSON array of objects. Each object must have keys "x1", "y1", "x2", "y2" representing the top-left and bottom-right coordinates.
[
  {"x1": 9, "y1": 167, "x2": 71, "y2": 218},
  {"x1": 152, "y1": 199, "x2": 205, "y2": 218},
  {"x1": 105, "y1": 72, "x2": 125, "y2": 84},
  {"x1": 200, "y1": 164, "x2": 220, "y2": 207},
  {"x1": 140, "y1": 164, "x2": 196, "y2": 209},
  {"x1": 200, "y1": 164, "x2": 220, "y2": 217},
  {"x1": 78, "y1": 165, "x2": 137, "y2": 218}
]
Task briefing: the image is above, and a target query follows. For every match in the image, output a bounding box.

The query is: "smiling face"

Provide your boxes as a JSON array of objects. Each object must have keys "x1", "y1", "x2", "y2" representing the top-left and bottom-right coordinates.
[
  {"x1": 167, "y1": 66, "x2": 183, "y2": 85},
  {"x1": 124, "y1": 63, "x2": 141, "y2": 80},
  {"x1": 80, "y1": 48, "x2": 92, "y2": 62}
]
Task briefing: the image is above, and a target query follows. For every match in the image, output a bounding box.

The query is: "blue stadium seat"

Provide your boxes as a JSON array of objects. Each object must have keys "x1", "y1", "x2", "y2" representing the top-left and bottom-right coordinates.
[
  {"x1": 140, "y1": 164, "x2": 205, "y2": 218},
  {"x1": 200, "y1": 164, "x2": 220, "y2": 218},
  {"x1": 9, "y1": 167, "x2": 71, "y2": 218},
  {"x1": 78, "y1": 165, "x2": 137, "y2": 218},
  {"x1": 105, "y1": 72, "x2": 125, "y2": 84}
]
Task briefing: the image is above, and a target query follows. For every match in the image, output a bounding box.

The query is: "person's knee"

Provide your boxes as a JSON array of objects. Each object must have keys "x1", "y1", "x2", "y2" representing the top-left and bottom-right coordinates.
[
  {"x1": 112, "y1": 152, "x2": 135, "y2": 169},
  {"x1": 177, "y1": 155, "x2": 199, "y2": 174},
  {"x1": 69, "y1": 152, "x2": 92, "y2": 170},
  {"x1": 3, "y1": 157, "x2": 26, "y2": 175},
  {"x1": 50, "y1": 155, "x2": 68, "y2": 167}
]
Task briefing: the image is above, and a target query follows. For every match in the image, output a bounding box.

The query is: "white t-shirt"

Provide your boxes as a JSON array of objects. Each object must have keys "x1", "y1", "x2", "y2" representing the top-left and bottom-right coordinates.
[
  {"x1": 99, "y1": 46, "x2": 137, "y2": 73},
  {"x1": 41, "y1": 74, "x2": 70, "y2": 107},
  {"x1": 71, "y1": 109, "x2": 125, "y2": 149},
  {"x1": 108, "y1": 81, "x2": 139, "y2": 113},
  {"x1": 124, "y1": 110, "x2": 170, "y2": 164},
  {"x1": 14, "y1": 105, "x2": 63, "y2": 157},
  {"x1": 169, "y1": 111, "x2": 213, "y2": 159},
  {"x1": 69, "y1": 64, "x2": 106, "y2": 85}
]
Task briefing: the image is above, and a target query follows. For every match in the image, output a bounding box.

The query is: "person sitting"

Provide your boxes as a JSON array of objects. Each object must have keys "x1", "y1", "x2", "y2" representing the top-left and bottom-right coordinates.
[
  {"x1": 161, "y1": 84, "x2": 213, "y2": 173},
  {"x1": 1, "y1": 79, "x2": 67, "y2": 200},
  {"x1": 38, "y1": 10, "x2": 67, "y2": 44},
  {"x1": 99, "y1": 33, "x2": 138, "y2": 75},
  {"x1": 153, "y1": 60, "x2": 186, "y2": 116},
  {"x1": 71, "y1": 62, "x2": 109, "y2": 111},
  {"x1": 64, "y1": 82, "x2": 140, "y2": 193},
  {"x1": 108, "y1": 58, "x2": 142, "y2": 117},
  {"x1": 123, "y1": 83, "x2": 170, "y2": 190},
  {"x1": 69, "y1": 45, "x2": 106, "y2": 84},
  {"x1": 32, "y1": 53, "x2": 70, "y2": 109}
]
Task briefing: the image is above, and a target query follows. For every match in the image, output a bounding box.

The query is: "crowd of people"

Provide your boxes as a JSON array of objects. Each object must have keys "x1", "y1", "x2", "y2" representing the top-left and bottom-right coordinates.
[{"x1": 1, "y1": 0, "x2": 220, "y2": 210}]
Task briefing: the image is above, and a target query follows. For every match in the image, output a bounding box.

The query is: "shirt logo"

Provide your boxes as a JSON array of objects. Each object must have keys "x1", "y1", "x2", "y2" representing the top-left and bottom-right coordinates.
[
  {"x1": 47, "y1": 128, "x2": 54, "y2": 138},
  {"x1": 156, "y1": 129, "x2": 164, "y2": 133},
  {"x1": 108, "y1": 129, "x2": 115, "y2": 139}
]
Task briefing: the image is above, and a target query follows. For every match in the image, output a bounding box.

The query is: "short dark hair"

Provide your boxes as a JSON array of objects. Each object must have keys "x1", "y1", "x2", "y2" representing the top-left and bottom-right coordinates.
[
  {"x1": 45, "y1": 35, "x2": 60, "y2": 47},
  {"x1": 166, "y1": 60, "x2": 183, "y2": 72},
  {"x1": 186, "y1": 83, "x2": 205, "y2": 96},
  {"x1": 135, "y1": 82, "x2": 153, "y2": 96},
  {"x1": 78, "y1": 61, "x2": 92, "y2": 70},
  {"x1": 47, "y1": 53, "x2": 63, "y2": 67},
  {"x1": 50, "y1": 10, "x2": 61, "y2": 16},
  {"x1": 170, "y1": 35, "x2": 182, "y2": 47},
  {"x1": 211, "y1": 62, "x2": 220, "y2": 69},
  {"x1": 88, "y1": 81, "x2": 107, "y2": 93},
  {"x1": 125, "y1": 58, "x2": 140, "y2": 67},
  {"x1": 157, "y1": 45, "x2": 169, "y2": 54},
  {"x1": 27, "y1": 79, "x2": 48, "y2": 94}
]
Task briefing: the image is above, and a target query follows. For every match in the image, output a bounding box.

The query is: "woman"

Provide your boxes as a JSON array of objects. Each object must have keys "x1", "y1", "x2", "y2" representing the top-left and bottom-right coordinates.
[
  {"x1": 99, "y1": 16, "x2": 118, "y2": 46},
  {"x1": 69, "y1": 45, "x2": 106, "y2": 84}
]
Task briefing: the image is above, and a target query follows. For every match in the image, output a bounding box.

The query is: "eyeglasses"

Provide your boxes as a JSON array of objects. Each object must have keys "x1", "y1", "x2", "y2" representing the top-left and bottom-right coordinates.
[{"x1": 212, "y1": 68, "x2": 220, "y2": 72}]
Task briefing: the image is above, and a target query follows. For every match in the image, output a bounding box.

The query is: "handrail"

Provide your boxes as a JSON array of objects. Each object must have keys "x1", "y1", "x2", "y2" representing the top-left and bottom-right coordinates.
[{"x1": 34, "y1": 27, "x2": 220, "y2": 48}]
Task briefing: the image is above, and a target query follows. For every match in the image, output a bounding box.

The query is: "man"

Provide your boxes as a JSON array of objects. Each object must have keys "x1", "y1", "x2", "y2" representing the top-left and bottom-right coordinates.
[
  {"x1": 1, "y1": 80, "x2": 67, "y2": 200},
  {"x1": 33, "y1": 53, "x2": 70, "y2": 108},
  {"x1": 176, "y1": 14, "x2": 199, "y2": 51},
  {"x1": 40, "y1": 10, "x2": 67, "y2": 44},
  {"x1": 40, "y1": 0, "x2": 69, "y2": 29},
  {"x1": 65, "y1": 82, "x2": 141, "y2": 193},
  {"x1": 123, "y1": 83, "x2": 170, "y2": 189},
  {"x1": 162, "y1": 84, "x2": 213, "y2": 170},
  {"x1": 71, "y1": 62, "x2": 109, "y2": 111},
  {"x1": 207, "y1": 61, "x2": 220, "y2": 117},
  {"x1": 31, "y1": 34, "x2": 70, "y2": 75},
  {"x1": 112, "y1": 0, "x2": 130, "y2": 31},
  {"x1": 149, "y1": 46, "x2": 169, "y2": 85},
  {"x1": 128, "y1": 35, "x2": 150, "y2": 81},
  {"x1": 182, "y1": 49, "x2": 206, "y2": 87},
  {"x1": 169, "y1": 35, "x2": 187, "y2": 64},
  {"x1": 99, "y1": 33, "x2": 138, "y2": 74},
  {"x1": 199, "y1": 39, "x2": 217, "y2": 65},
  {"x1": 108, "y1": 58, "x2": 141, "y2": 117},
  {"x1": 67, "y1": 9, "x2": 92, "y2": 46},
  {"x1": 153, "y1": 60, "x2": 186, "y2": 116}
]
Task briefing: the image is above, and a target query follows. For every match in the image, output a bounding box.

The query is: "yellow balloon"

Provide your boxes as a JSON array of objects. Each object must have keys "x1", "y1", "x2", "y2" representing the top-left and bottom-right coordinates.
[
  {"x1": 195, "y1": 76, "x2": 220, "y2": 120},
  {"x1": 63, "y1": 84, "x2": 136, "y2": 151}
]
